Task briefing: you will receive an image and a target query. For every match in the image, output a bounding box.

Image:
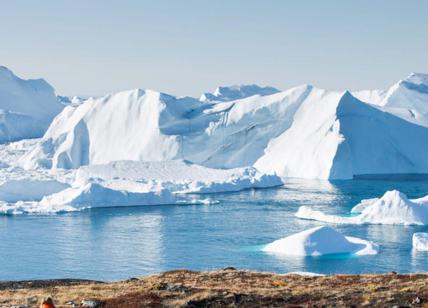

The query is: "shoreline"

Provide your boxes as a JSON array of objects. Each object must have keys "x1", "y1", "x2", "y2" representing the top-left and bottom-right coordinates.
[{"x1": 1, "y1": 269, "x2": 428, "y2": 307}]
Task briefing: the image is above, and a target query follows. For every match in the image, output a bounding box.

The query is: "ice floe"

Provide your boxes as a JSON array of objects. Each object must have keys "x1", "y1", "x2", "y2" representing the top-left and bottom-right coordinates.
[
  {"x1": 0, "y1": 160, "x2": 282, "y2": 214},
  {"x1": 413, "y1": 233, "x2": 428, "y2": 251},
  {"x1": 262, "y1": 226, "x2": 378, "y2": 256},
  {"x1": 296, "y1": 190, "x2": 428, "y2": 225},
  {"x1": 74, "y1": 160, "x2": 283, "y2": 194}
]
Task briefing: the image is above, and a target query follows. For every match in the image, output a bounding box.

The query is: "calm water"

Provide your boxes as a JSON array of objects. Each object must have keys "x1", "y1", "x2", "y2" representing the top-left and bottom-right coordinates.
[{"x1": 1, "y1": 179, "x2": 428, "y2": 281}]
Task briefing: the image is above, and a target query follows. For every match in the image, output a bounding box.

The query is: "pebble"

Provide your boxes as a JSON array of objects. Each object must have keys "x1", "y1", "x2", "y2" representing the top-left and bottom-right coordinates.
[{"x1": 81, "y1": 299, "x2": 101, "y2": 308}]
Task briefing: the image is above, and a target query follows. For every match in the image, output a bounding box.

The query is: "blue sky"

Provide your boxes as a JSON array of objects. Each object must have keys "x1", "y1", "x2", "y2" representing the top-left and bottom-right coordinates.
[{"x1": 1, "y1": 0, "x2": 427, "y2": 96}]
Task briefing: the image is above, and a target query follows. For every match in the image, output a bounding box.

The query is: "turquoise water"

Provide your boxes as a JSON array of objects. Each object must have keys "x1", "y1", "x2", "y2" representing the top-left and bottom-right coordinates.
[{"x1": 1, "y1": 179, "x2": 428, "y2": 281}]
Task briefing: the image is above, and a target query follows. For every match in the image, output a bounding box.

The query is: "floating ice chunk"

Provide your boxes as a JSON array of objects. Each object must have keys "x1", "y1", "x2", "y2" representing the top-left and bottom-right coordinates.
[
  {"x1": 350, "y1": 198, "x2": 379, "y2": 213},
  {"x1": 0, "y1": 200, "x2": 77, "y2": 215},
  {"x1": 262, "y1": 226, "x2": 378, "y2": 256},
  {"x1": 0, "y1": 182, "x2": 218, "y2": 215},
  {"x1": 39, "y1": 182, "x2": 178, "y2": 208},
  {"x1": 413, "y1": 233, "x2": 428, "y2": 251},
  {"x1": 295, "y1": 206, "x2": 354, "y2": 224},
  {"x1": 0, "y1": 182, "x2": 178, "y2": 214},
  {"x1": 0, "y1": 160, "x2": 282, "y2": 214},
  {"x1": 74, "y1": 160, "x2": 283, "y2": 194},
  {"x1": 296, "y1": 190, "x2": 428, "y2": 225},
  {"x1": 0, "y1": 179, "x2": 69, "y2": 202},
  {"x1": 0, "y1": 166, "x2": 69, "y2": 202}
]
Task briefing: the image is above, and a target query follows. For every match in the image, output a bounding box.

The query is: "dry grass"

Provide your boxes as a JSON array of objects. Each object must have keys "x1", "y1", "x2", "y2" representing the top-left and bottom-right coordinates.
[{"x1": 1, "y1": 269, "x2": 428, "y2": 307}]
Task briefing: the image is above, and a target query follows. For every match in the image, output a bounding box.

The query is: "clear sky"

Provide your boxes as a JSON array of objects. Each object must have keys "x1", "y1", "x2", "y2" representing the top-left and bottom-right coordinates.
[{"x1": 1, "y1": 0, "x2": 427, "y2": 97}]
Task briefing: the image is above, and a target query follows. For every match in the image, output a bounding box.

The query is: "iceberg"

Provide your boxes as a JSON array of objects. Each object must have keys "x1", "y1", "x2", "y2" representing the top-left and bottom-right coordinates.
[
  {"x1": 0, "y1": 66, "x2": 63, "y2": 143},
  {"x1": 2, "y1": 66, "x2": 428, "y2": 182},
  {"x1": 413, "y1": 233, "x2": 428, "y2": 251},
  {"x1": 0, "y1": 160, "x2": 282, "y2": 214},
  {"x1": 380, "y1": 73, "x2": 428, "y2": 125},
  {"x1": 255, "y1": 90, "x2": 428, "y2": 179},
  {"x1": 262, "y1": 226, "x2": 378, "y2": 256},
  {"x1": 18, "y1": 77, "x2": 428, "y2": 180},
  {"x1": 19, "y1": 85, "x2": 311, "y2": 170},
  {"x1": 296, "y1": 190, "x2": 428, "y2": 225}
]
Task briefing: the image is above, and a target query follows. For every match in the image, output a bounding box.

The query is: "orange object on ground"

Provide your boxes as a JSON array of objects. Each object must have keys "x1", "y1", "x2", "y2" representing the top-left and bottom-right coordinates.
[{"x1": 40, "y1": 297, "x2": 55, "y2": 308}]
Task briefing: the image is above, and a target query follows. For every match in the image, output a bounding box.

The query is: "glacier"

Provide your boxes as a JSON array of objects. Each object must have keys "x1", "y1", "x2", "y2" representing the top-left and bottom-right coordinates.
[{"x1": 262, "y1": 226, "x2": 378, "y2": 256}]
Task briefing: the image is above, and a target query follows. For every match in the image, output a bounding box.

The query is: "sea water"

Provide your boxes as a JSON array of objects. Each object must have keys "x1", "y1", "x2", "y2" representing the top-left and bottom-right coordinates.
[{"x1": 1, "y1": 179, "x2": 428, "y2": 281}]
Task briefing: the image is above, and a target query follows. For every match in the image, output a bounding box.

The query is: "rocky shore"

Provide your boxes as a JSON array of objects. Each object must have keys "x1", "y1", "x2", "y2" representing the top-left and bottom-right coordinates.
[{"x1": 1, "y1": 269, "x2": 428, "y2": 307}]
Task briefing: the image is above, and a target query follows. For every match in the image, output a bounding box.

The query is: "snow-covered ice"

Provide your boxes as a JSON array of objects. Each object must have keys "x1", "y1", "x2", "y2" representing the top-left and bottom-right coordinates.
[
  {"x1": 413, "y1": 233, "x2": 428, "y2": 251},
  {"x1": 296, "y1": 190, "x2": 428, "y2": 225},
  {"x1": 262, "y1": 226, "x2": 378, "y2": 256},
  {"x1": 0, "y1": 160, "x2": 282, "y2": 214},
  {"x1": 15, "y1": 70, "x2": 428, "y2": 180},
  {"x1": 74, "y1": 160, "x2": 282, "y2": 194},
  {"x1": 1, "y1": 65, "x2": 428, "y2": 213},
  {"x1": 19, "y1": 85, "x2": 311, "y2": 170},
  {"x1": 0, "y1": 166, "x2": 69, "y2": 202},
  {"x1": 0, "y1": 66, "x2": 63, "y2": 143},
  {"x1": 255, "y1": 90, "x2": 428, "y2": 179}
]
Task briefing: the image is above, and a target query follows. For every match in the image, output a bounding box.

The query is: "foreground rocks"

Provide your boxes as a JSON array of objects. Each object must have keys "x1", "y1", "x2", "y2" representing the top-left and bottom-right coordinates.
[{"x1": 1, "y1": 269, "x2": 428, "y2": 307}]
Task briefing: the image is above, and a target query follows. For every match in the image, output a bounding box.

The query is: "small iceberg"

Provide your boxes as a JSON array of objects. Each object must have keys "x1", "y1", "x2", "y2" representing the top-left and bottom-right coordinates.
[
  {"x1": 296, "y1": 190, "x2": 428, "y2": 225},
  {"x1": 262, "y1": 226, "x2": 378, "y2": 256},
  {"x1": 413, "y1": 233, "x2": 428, "y2": 251}
]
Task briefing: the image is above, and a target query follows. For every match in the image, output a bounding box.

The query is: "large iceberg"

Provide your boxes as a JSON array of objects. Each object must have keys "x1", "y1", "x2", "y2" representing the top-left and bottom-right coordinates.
[
  {"x1": 19, "y1": 84, "x2": 311, "y2": 170},
  {"x1": 262, "y1": 226, "x2": 378, "y2": 256},
  {"x1": 0, "y1": 66, "x2": 63, "y2": 143},
  {"x1": 14, "y1": 71, "x2": 428, "y2": 180},
  {"x1": 296, "y1": 190, "x2": 428, "y2": 225},
  {"x1": 255, "y1": 90, "x2": 428, "y2": 179}
]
